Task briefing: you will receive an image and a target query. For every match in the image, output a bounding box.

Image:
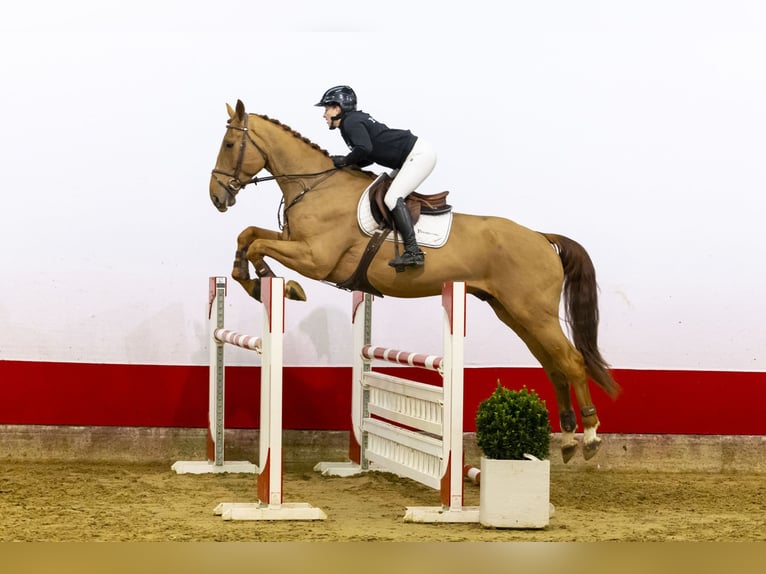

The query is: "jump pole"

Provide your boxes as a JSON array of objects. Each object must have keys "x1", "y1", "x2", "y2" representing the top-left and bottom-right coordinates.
[{"x1": 314, "y1": 281, "x2": 479, "y2": 523}]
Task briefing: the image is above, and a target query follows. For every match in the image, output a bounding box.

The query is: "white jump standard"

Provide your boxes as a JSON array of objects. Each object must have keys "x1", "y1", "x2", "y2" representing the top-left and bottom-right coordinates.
[
  {"x1": 315, "y1": 281, "x2": 479, "y2": 523},
  {"x1": 176, "y1": 276, "x2": 325, "y2": 520},
  {"x1": 172, "y1": 276, "x2": 257, "y2": 475}
]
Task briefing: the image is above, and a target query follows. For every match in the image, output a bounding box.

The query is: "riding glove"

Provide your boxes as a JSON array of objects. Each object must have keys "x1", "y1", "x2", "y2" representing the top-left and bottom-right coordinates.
[{"x1": 331, "y1": 155, "x2": 347, "y2": 168}]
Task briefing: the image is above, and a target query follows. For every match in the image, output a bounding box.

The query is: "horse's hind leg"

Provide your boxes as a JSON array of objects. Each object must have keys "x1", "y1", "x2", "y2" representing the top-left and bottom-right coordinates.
[
  {"x1": 487, "y1": 300, "x2": 602, "y2": 462},
  {"x1": 546, "y1": 370, "x2": 579, "y2": 463},
  {"x1": 530, "y1": 326, "x2": 603, "y2": 461},
  {"x1": 232, "y1": 227, "x2": 306, "y2": 301},
  {"x1": 533, "y1": 363, "x2": 579, "y2": 463}
]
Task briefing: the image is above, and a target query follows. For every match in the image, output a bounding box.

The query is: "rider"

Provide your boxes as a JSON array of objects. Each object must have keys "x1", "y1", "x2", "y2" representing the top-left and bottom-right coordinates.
[{"x1": 315, "y1": 85, "x2": 436, "y2": 270}]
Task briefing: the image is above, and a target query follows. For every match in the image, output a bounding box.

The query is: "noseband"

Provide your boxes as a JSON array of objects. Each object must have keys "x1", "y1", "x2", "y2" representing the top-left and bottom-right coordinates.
[{"x1": 211, "y1": 113, "x2": 269, "y2": 200}]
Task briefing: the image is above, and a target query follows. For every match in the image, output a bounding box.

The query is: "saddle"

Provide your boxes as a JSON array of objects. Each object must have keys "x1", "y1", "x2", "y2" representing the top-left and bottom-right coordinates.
[
  {"x1": 337, "y1": 174, "x2": 453, "y2": 297},
  {"x1": 368, "y1": 173, "x2": 452, "y2": 227}
]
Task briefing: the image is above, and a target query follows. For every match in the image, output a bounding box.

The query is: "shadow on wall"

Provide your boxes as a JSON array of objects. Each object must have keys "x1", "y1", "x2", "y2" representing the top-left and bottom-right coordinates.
[
  {"x1": 125, "y1": 303, "x2": 206, "y2": 364},
  {"x1": 291, "y1": 306, "x2": 350, "y2": 364}
]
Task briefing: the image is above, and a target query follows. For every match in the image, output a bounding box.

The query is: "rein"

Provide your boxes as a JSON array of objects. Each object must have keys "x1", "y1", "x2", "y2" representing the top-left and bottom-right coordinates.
[
  {"x1": 211, "y1": 113, "x2": 339, "y2": 230},
  {"x1": 277, "y1": 169, "x2": 338, "y2": 231}
]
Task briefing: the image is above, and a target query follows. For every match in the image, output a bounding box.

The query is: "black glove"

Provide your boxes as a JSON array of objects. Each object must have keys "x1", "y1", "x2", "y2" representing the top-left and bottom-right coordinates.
[{"x1": 331, "y1": 155, "x2": 348, "y2": 168}]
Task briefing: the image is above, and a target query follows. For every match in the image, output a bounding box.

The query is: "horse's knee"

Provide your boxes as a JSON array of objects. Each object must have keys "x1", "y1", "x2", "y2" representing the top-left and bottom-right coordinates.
[
  {"x1": 242, "y1": 245, "x2": 275, "y2": 279},
  {"x1": 236, "y1": 227, "x2": 258, "y2": 247}
]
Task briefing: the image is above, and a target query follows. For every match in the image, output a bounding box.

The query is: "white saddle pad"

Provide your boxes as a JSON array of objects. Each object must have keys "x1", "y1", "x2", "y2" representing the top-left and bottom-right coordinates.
[{"x1": 356, "y1": 176, "x2": 453, "y2": 249}]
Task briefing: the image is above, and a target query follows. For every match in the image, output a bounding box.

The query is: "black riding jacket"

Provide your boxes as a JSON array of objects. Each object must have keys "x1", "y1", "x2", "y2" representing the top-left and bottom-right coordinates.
[{"x1": 338, "y1": 111, "x2": 418, "y2": 169}]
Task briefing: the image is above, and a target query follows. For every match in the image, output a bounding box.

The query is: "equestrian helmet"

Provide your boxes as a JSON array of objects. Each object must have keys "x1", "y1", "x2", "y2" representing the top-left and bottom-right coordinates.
[{"x1": 315, "y1": 85, "x2": 357, "y2": 112}]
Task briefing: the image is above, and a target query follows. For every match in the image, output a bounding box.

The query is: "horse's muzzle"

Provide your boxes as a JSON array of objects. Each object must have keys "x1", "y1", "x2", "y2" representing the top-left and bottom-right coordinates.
[
  {"x1": 210, "y1": 175, "x2": 239, "y2": 212},
  {"x1": 211, "y1": 192, "x2": 236, "y2": 212}
]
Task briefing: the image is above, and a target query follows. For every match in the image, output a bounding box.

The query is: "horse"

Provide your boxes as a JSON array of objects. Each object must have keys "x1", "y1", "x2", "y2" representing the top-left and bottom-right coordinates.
[{"x1": 209, "y1": 99, "x2": 620, "y2": 462}]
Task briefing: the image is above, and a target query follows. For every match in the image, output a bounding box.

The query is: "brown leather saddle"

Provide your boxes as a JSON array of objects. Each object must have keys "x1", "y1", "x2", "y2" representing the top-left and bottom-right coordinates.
[
  {"x1": 336, "y1": 174, "x2": 452, "y2": 296},
  {"x1": 368, "y1": 173, "x2": 452, "y2": 226}
]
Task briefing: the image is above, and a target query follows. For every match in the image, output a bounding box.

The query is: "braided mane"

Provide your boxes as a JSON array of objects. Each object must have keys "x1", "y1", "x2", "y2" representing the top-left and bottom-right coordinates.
[{"x1": 255, "y1": 114, "x2": 330, "y2": 157}]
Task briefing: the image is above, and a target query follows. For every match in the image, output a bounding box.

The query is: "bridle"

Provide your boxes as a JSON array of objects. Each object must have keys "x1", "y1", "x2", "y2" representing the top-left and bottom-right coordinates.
[
  {"x1": 211, "y1": 113, "x2": 339, "y2": 223},
  {"x1": 211, "y1": 113, "x2": 270, "y2": 201}
]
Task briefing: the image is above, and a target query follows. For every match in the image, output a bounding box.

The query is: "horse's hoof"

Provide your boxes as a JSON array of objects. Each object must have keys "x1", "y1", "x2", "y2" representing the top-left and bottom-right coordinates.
[
  {"x1": 286, "y1": 280, "x2": 307, "y2": 301},
  {"x1": 232, "y1": 267, "x2": 250, "y2": 281},
  {"x1": 561, "y1": 441, "x2": 578, "y2": 464},
  {"x1": 583, "y1": 437, "x2": 602, "y2": 460}
]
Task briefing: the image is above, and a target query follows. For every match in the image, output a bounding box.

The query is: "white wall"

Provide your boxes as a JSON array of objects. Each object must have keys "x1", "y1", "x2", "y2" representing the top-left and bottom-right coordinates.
[{"x1": 1, "y1": 1, "x2": 764, "y2": 371}]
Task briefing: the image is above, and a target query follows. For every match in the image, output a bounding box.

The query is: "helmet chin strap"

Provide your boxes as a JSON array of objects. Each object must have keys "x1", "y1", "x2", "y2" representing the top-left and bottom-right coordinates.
[{"x1": 329, "y1": 113, "x2": 342, "y2": 130}]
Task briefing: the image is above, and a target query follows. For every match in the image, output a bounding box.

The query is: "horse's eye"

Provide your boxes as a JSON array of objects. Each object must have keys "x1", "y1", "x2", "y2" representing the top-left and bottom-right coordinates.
[{"x1": 225, "y1": 142, "x2": 234, "y2": 149}]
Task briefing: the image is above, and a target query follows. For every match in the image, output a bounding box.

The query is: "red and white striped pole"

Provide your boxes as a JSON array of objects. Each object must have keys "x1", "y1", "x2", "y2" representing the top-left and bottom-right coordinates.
[{"x1": 463, "y1": 464, "x2": 481, "y2": 485}]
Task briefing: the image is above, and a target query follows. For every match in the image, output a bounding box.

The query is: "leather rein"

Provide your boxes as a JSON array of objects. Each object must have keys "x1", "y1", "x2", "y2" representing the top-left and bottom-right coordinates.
[{"x1": 211, "y1": 113, "x2": 338, "y2": 229}]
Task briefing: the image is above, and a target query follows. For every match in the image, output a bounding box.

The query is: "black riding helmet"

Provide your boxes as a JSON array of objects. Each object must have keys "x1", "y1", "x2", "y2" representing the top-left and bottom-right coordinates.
[
  {"x1": 315, "y1": 85, "x2": 357, "y2": 112},
  {"x1": 315, "y1": 86, "x2": 357, "y2": 129}
]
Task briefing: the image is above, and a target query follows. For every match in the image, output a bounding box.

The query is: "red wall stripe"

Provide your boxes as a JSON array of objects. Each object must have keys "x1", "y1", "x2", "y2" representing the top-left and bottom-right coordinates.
[{"x1": 0, "y1": 360, "x2": 764, "y2": 434}]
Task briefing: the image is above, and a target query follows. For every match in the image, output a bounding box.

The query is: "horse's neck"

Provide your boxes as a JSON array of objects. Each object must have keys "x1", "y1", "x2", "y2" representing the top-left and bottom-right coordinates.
[
  {"x1": 253, "y1": 114, "x2": 369, "y2": 203},
  {"x1": 253, "y1": 115, "x2": 327, "y2": 177}
]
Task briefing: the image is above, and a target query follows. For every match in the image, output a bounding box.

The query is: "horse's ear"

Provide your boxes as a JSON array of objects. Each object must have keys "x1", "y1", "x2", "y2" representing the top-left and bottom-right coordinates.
[
  {"x1": 226, "y1": 103, "x2": 235, "y2": 118},
  {"x1": 235, "y1": 99, "x2": 246, "y2": 120}
]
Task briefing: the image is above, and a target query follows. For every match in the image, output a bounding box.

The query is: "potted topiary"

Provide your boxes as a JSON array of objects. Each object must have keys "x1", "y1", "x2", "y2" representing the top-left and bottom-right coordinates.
[{"x1": 475, "y1": 381, "x2": 552, "y2": 528}]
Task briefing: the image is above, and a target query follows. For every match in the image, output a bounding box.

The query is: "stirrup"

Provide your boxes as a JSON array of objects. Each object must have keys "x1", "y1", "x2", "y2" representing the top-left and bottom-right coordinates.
[{"x1": 388, "y1": 250, "x2": 425, "y2": 272}]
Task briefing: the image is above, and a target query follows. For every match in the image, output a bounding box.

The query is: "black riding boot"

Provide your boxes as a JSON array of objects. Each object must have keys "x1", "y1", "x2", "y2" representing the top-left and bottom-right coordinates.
[{"x1": 388, "y1": 197, "x2": 425, "y2": 270}]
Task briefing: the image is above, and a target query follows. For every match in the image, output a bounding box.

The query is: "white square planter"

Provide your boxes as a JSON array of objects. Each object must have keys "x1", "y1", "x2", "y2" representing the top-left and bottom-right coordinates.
[{"x1": 479, "y1": 455, "x2": 550, "y2": 528}]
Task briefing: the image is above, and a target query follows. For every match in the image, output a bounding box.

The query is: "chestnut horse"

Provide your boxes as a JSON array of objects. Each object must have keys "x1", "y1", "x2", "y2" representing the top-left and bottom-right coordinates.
[{"x1": 209, "y1": 100, "x2": 620, "y2": 462}]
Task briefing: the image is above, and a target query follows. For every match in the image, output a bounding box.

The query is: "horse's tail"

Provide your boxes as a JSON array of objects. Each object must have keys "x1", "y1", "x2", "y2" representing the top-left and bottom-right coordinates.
[{"x1": 543, "y1": 233, "x2": 621, "y2": 398}]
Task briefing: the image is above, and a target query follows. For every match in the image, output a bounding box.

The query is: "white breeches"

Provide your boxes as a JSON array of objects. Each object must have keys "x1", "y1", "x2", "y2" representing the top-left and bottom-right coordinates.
[{"x1": 384, "y1": 138, "x2": 437, "y2": 210}]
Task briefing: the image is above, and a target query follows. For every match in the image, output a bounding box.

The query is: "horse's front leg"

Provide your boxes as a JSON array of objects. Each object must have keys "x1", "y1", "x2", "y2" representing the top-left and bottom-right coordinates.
[
  {"x1": 231, "y1": 227, "x2": 273, "y2": 300},
  {"x1": 232, "y1": 227, "x2": 306, "y2": 302},
  {"x1": 231, "y1": 227, "x2": 306, "y2": 301},
  {"x1": 246, "y1": 236, "x2": 339, "y2": 300}
]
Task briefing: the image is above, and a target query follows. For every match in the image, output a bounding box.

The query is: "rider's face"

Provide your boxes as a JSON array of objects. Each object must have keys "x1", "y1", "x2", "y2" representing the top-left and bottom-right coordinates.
[{"x1": 323, "y1": 105, "x2": 341, "y2": 128}]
